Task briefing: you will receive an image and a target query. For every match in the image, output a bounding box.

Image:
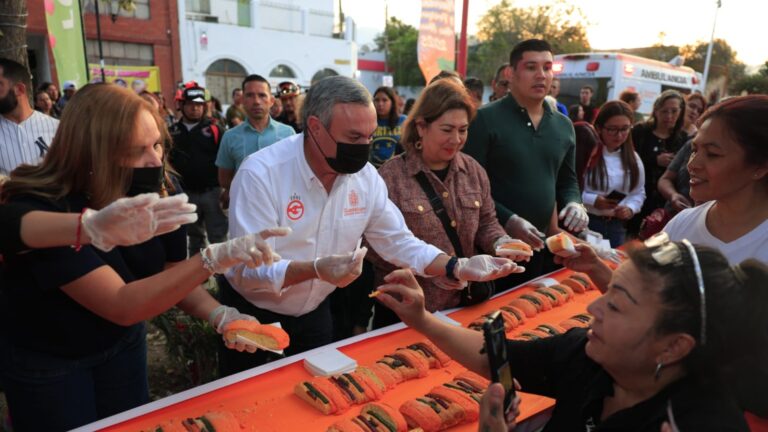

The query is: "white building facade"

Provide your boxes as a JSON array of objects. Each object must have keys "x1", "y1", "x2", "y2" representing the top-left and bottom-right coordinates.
[{"x1": 179, "y1": 0, "x2": 357, "y2": 104}]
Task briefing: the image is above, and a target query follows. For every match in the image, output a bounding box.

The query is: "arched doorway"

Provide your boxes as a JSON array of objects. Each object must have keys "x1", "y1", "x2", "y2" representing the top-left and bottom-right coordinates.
[
  {"x1": 311, "y1": 68, "x2": 338, "y2": 85},
  {"x1": 269, "y1": 64, "x2": 297, "y2": 80},
  {"x1": 205, "y1": 59, "x2": 247, "y2": 105}
]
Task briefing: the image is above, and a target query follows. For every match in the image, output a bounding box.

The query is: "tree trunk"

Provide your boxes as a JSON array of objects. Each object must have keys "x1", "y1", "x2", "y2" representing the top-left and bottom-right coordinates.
[{"x1": 0, "y1": 0, "x2": 28, "y2": 68}]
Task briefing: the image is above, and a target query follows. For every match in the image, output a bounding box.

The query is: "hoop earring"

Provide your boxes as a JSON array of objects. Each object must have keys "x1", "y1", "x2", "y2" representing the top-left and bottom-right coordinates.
[
  {"x1": 654, "y1": 361, "x2": 664, "y2": 381},
  {"x1": 414, "y1": 140, "x2": 423, "y2": 151}
]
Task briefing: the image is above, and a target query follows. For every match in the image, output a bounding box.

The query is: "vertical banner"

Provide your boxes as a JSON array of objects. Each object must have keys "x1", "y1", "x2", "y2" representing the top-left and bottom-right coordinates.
[
  {"x1": 44, "y1": 0, "x2": 89, "y2": 88},
  {"x1": 417, "y1": 0, "x2": 455, "y2": 84}
]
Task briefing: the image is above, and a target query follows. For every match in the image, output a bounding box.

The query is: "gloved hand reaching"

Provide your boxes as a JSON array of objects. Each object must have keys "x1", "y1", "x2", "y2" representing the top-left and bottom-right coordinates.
[
  {"x1": 82, "y1": 193, "x2": 198, "y2": 252},
  {"x1": 314, "y1": 247, "x2": 368, "y2": 287},
  {"x1": 504, "y1": 214, "x2": 545, "y2": 251},
  {"x1": 203, "y1": 227, "x2": 292, "y2": 274},
  {"x1": 209, "y1": 305, "x2": 262, "y2": 353},
  {"x1": 454, "y1": 255, "x2": 524, "y2": 282},
  {"x1": 559, "y1": 202, "x2": 589, "y2": 232}
]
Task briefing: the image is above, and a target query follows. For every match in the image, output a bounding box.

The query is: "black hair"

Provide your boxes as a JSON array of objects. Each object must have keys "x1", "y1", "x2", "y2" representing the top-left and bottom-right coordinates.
[
  {"x1": 493, "y1": 63, "x2": 509, "y2": 81},
  {"x1": 629, "y1": 244, "x2": 768, "y2": 416},
  {"x1": 231, "y1": 87, "x2": 243, "y2": 97},
  {"x1": 373, "y1": 86, "x2": 400, "y2": 129},
  {"x1": 241, "y1": 74, "x2": 270, "y2": 92},
  {"x1": 0, "y1": 58, "x2": 32, "y2": 93},
  {"x1": 463, "y1": 77, "x2": 484, "y2": 100},
  {"x1": 403, "y1": 98, "x2": 416, "y2": 116},
  {"x1": 581, "y1": 85, "x2": 594, "y2": 93},
  {"x1": 211, "y1": 96, "x2": 222, "y2": 112},
  {"x1": 509, "y1": 39, "x2": 552, "y2": 69},
  {"x1": 568, "y1": 104, "x2": 582, "y2": 122}
]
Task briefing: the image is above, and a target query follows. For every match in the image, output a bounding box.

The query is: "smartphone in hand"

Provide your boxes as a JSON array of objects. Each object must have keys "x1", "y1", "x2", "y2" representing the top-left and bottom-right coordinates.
[
  {"x1": 483, "y1": 311, "x2": 516, "y2": 414},
  {"x1": 605, "y1": 190, "x2": 627, "y2": 202}
]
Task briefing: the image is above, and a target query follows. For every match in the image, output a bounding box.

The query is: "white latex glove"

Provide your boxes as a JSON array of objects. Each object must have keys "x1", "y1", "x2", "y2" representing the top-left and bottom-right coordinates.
[
  {"x1": 493, "y1": 235, "x2": 533, "y2": 262},
  {"x1": 454, "y1": 255, "x2": 524, "y2": 282},
  {"x1": 203, "y1": 227, "x2": 291, "y2": 274},
  {"x1": 559, "y1": 202, "x2": 589, "y2": 232},
  {"x1": 82, "y1": 193, "x2": 198, "y2": 252},
  {"x1": 432, "y1": 275, "x2": 468, "y2": 291},
  {"x1": 209, "y1": 305, "x2": 262, "y2": 353},
  {"x1": 315, "y1": 247, "x2": 368, "y2": 288},
  {"x1": 504, "y1": 215, "x2": 545, "y2": 251},
  {"x1": 151, "y1": 194, "x2": 199, "y2": 236}
]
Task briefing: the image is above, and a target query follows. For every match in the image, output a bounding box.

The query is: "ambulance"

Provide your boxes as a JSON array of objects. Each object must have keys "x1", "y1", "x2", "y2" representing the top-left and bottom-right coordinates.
[{"x1": 552, "y1": 52, "x2": 702, "y2": 116}]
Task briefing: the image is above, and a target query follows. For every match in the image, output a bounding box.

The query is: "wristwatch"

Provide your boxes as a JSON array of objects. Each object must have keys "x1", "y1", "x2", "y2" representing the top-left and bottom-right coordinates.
[{"x1": 445, "y1": 256, "x2": 460, "y2": 281}]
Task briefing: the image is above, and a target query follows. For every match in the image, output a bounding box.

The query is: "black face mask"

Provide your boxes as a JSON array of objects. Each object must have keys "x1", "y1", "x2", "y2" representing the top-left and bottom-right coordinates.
[
  {"x1": 0, "y1": 89, "x2": 18, "y2": 114},
  {"x1": 309, "y1": 124, "x2": 370, "y2": 174},
  {"x1": 127, "y1": 166, "x2": 165, "y2": 196}
]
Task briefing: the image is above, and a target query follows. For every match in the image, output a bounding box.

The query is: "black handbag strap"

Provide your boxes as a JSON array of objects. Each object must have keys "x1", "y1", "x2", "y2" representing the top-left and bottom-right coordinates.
[{"x1": 413, "y1": 171, "x2": 465, "y2": 257}]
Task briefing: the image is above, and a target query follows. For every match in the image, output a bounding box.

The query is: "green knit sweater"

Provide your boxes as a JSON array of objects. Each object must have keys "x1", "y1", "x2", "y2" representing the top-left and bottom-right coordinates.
[{"x1": 464, "y1": 95, "x2": 581, "y2": 231}]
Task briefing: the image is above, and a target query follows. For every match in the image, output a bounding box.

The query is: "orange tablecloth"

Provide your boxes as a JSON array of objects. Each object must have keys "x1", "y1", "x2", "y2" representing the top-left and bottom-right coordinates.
[{"x1": 96, "y1": 269, "x2": 600, "y2": 432}]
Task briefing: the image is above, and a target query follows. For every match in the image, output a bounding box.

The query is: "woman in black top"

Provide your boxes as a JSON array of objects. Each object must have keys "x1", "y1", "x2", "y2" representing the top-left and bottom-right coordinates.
[
  {"x1": 375, "y1": 236, "x2": 767, "y2": 431},
  {"x1": 0, "y1": 84, "x2": 288, "y2": 431},
  {"x1": 629, "y1": 90, "x2": 687, "y2": 234}
]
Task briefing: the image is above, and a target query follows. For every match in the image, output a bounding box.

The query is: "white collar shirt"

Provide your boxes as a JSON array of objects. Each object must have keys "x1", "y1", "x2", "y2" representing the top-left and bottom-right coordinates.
[
  {"x1": 581, "y1": 147, "x2": 646, "y2": 216},
  {"x1": 225, "y1": 133, "x2": 443, "y2": 316},
  {"x1": 0, "y1": 111, "x2": 59, "y2": 175}
]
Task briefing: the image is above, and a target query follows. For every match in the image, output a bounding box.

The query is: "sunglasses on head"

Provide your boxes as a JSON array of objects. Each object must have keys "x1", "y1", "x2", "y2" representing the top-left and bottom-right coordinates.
[
  {"x1": 278, "y1": 83, "x2": 299, "y2": 96},
  {"x1": 644, "y1": 232, "x2": 706, "y2": 345}
]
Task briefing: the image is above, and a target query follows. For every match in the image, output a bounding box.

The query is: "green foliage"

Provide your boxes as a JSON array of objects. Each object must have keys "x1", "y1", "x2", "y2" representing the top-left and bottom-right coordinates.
[
  {"x1": 468, "y1": 0, "x2": 591, "y2": 83},
  {"x1": 730, "y1": 71, "x2": 768, "y2": 95},
  {"x1": 150, "y1": 283, "x2": 221, "y2": 386},
  {"x1": 374, "y1": 17, "x2": 425, "y2": 86},
  {"x1": 760, "y1": 61, "x2": 768, "y2": 77},
  {"x1": 681, "y1": 38, "x2": 746, "y2": 84}
]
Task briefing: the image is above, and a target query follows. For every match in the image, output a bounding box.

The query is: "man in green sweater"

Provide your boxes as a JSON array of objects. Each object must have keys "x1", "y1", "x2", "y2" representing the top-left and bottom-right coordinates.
[{"x1": 464, "y1": 39, "x2": 588, "y2": 280}]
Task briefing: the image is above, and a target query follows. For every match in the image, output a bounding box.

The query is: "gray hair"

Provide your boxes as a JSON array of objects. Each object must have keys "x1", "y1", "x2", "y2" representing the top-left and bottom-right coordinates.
[{"x1": 301, "y1": 76, "x2": 372, "y2": 129}]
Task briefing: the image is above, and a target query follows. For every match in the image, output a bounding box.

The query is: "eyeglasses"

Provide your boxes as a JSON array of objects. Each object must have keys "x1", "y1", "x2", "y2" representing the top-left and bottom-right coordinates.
[
  {"x1": 603, "y1": 126, "x2": 631, "y2": 136},
  {"x1": 644, "y1": 232, "x2": 707, "y2": 345}
]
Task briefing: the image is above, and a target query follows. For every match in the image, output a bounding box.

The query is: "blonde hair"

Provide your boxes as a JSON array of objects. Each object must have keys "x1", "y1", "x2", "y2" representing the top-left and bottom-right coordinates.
[
  {"x1": 1, "y1": 84, "x2": 171, "y2": 209},
  {"x1": 401, "y1": 79, "x2": 476, "y2": 153}
]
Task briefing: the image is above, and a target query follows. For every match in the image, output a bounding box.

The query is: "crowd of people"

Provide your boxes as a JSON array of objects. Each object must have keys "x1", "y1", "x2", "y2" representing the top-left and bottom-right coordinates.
[{"x1": 0, "y1": 35, "x2": 766, "y2": 431}]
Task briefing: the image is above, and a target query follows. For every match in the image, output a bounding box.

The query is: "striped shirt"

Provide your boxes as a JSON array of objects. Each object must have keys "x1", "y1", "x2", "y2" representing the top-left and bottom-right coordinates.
[{"x1": 0, "y1": 111, "x2": 59, "y2": 175}]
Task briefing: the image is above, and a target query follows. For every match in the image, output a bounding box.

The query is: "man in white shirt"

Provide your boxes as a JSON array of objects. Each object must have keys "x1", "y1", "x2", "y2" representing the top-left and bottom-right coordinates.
[
  {"x1": 218, "y1": 76, "x2": 521, "y2": 374},
  {"x1": 0, "y1": 59, "x2": 59, "y2": 176}
]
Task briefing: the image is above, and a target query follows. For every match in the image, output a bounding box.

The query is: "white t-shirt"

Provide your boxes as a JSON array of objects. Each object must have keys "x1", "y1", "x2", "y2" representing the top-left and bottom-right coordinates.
[
  {"x1": 225, "y1": 133, "x2": 443, "y2": 316},
  {"x1": 663, "y1": 200, "x2": 768, "y2": 265},
  {"x1": 0, "y1": 111, "x2": 59, "y2": 175}
]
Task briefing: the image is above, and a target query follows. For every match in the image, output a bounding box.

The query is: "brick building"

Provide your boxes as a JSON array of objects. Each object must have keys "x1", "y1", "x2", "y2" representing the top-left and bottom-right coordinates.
[{"x1": 26, "y1": 0, "x2": 182, "y2": 106}]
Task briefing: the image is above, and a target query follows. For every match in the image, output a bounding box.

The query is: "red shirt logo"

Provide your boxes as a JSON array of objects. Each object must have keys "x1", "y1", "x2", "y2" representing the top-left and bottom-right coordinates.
[
  {"x1": 348, "y1": 189, "x2": 359, "y2": 207},
  {"x1": 287, "y1": 199, "x2": 304, "y2": 220}
]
